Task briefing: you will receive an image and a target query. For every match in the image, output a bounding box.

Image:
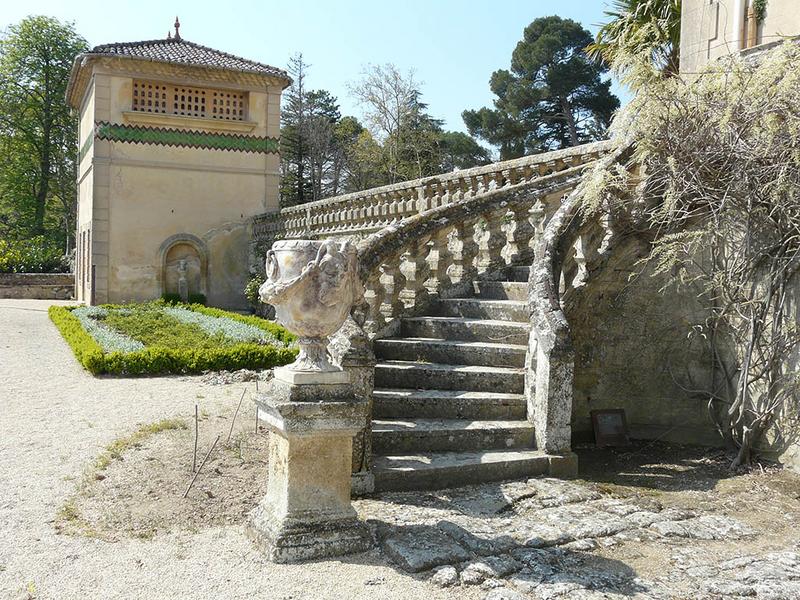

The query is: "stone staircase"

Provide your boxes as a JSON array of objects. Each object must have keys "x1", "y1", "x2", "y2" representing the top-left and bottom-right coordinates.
[{"x1": 371, "y1": 266, "x2": 551, "y2": 492}]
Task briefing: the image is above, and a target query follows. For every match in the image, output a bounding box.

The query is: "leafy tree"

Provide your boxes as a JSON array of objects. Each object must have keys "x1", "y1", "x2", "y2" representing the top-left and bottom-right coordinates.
[
  {"x1": 0, "y1": 16, "x2": 87, "y2": 251},
  {"x1": 350, "y1": 64, "x2": 430, "y2": 182},
  {"x1": 305, "y1": 89, "x2": 341, "y2": 201},
  {"x1": 439, "y1": 131, "x2": 492, "y2": 171},
  {"x1": 586, "y1": 0, "x2": 682, "y2": 86},
  {"x1": 463, "y1": 16, "x2": 620, "y2": 158},
  {"x1": 345, "y1": 128, "x2": 386, "y2": 192},
  {"x1": 392, "y1": 90, "x2": 445, "y2": 180}
]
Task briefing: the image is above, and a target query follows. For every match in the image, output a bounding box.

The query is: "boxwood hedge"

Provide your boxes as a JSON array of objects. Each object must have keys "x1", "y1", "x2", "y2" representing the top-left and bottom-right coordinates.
[{"x1": 49, "y1": 304, "x2": 297, "y2": 376}]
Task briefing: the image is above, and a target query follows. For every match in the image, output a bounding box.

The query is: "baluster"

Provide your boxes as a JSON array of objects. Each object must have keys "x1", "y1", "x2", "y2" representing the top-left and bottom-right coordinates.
[
  {"x1": 447, "y1": 219, "x2": 479, "y2": 286},
  {"x1": 504, "y1": 204, "x2": 535, "y2": 266},
  {"x1": 476, "y1": 211, "x2": 506, "y2": 276},
  {"x1": 362, "y1": 275, "x2": 386, "y2": 337},
  {"x1": 560, "y1": 245, "x2": 578, "y2": 296},
  {"x1": 570, "y1": 237, "x2": 588, "y2": 289},
  {"x1": 522, "y1": 164, "x2": 535, "y2": 183},
  {"x1": 378, "y1": 256, "x2": 406, "y2": 325},
  {"x1": 399, "y1": 235, "x2": 432, "y2": 313},
  {"x1": 427, "y1": 226, "x2": 453, "y2": 297}
]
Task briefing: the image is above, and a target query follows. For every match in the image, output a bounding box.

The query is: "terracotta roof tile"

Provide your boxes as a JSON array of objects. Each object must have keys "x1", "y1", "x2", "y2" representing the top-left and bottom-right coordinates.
[{"x1": 89, "y1": 38, "x2": 289, "y2": 80}]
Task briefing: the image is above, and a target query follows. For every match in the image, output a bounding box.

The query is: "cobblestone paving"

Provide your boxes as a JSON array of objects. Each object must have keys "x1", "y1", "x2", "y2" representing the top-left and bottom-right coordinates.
[{"x1": 356, "y1": 478, "x2": 800, "y2": 599}]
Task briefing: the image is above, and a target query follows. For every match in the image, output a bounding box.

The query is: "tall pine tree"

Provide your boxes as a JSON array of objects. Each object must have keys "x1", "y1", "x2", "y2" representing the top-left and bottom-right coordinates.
[{"x1": 463, "y1": 16, "x2": 619, "y2": 159}]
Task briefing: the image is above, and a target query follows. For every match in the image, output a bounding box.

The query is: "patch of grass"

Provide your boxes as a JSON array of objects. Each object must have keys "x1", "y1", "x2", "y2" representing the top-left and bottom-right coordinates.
[
  {"x1": 57, "y1": 418, "x2": 189, "y2": 541},
  {"x1": 94, "y1": 418, "x2": 187, "y2": 471},
  {"x1": 104, "y1": 306, "x2": 231, "y2": 351},
  {"x1": 57, "y1": 498, "x2": 81, "y2": 523}
]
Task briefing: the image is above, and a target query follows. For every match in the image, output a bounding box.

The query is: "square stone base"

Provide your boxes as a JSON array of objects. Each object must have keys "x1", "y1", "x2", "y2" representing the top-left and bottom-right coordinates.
[
  {"x1": 249, "y1": 382, "x2": 372, "y2": 562},
  {"x1": 247, "y1": 503, "x2": 372, "y2": 563},
  {"x1": 548, "y1": 452, "x2": 579, "y2": 478}
]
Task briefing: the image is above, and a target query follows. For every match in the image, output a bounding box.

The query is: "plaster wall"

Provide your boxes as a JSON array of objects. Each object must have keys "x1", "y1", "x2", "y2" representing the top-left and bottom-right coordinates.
[{"x1": 681, "y1": 0, "x2": 800, "y2": 73}]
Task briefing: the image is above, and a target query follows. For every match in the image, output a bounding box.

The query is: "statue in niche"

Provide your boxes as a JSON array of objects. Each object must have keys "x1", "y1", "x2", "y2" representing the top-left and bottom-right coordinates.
[
  {"x1": 177, "y1": 259, "x2": 189, "y2": 302},
  {"x1": 164, "y1": 242, "x2": 203, "y2": 300}
]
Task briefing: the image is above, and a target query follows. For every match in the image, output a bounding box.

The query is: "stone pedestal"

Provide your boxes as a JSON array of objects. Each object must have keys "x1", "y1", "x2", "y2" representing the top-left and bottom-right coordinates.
[{"x1": 247, "y1": 369, "x2": 372, "y2": 563}]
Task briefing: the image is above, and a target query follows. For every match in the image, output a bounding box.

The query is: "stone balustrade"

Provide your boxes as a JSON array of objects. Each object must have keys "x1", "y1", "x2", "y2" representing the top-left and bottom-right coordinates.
[
  {"x1": 252, "y1": 141, "x2": 611, "y2": 244},
  {"x1": 252, "y1": 139, "x2": 622, "y2": 480}
]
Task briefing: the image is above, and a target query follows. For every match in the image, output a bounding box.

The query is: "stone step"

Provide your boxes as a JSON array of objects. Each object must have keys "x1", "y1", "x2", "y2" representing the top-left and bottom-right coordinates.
[
  {"x1": 373, "y1": 338, "x2": 527, "y2": 368},
  {"x1": 401, "y1": 316, "x2": 529, "y2": 345},
  {"x1": 472, "y1": 280, "x2": 528, "y2": 302},
  {"x1": 373, "y1": 388, "x2": 527, "y2": 420},
  {"x1": 508, "y1": 265, "x2": 531, "y2": 282},
  {"x1": 375, "y1": 360, "x2": 524, "y2": 393},
  {"x1": 372, "y1": 419, "x2": 535, "y2": 454},
  {"x1": 432, "y1": 298, "x2": 528, "y2": 322},
  {"x1": 372, "y1": 449, "x2": 550, "y2": 492}
]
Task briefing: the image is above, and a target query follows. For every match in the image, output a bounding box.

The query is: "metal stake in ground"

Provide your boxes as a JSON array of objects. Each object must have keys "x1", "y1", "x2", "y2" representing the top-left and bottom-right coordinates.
[
  {"x1": 227, "y1": 387, "x2": 247, "y2": 444},
  {"x1": 183, "y1": 434, "x2": 220, "y2": 499},
  {"x1": 192, "y1": 404, "x2": 199, "y2": 473}
]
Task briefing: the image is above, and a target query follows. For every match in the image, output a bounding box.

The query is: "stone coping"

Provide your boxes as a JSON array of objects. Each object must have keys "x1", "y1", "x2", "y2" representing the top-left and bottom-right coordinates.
[
  {"x1": 254, "y1": 140, "x2": 613, "y2": 222},
  {"x1": 0, "y1": 273, "x2": 74, "y2": 285}
]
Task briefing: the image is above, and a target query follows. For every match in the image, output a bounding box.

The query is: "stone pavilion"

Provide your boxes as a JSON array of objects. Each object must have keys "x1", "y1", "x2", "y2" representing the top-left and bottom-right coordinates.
[{"x1": 66, "y1": 19, "x2": 290, "y2": 307}]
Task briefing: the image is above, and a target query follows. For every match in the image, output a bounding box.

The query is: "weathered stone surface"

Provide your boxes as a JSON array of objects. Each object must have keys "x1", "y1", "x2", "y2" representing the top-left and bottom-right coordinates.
[
  {"x1": 358, "y1": 476, "x2": 799, "y2": 599},
  {"x1": 460, "y1": 555, "x2": 523, "y2": 584},
  {"x1": 438, "y1": 520, "x2": 518, "y2": 556},
  {"x1": 430, "y1": 565, "x2": 459, "y2": 588},
  {"x1": 564, "y1": 538, "x2": 597, "y2": 552},
  {"x1": 651, "y1": 514, "x2": 754, "y2": 540},
  {"x1": 259, "y1": 238, "x2": 362, "y2": 372},
  {"x1": 378, "y1": 525, "x2": 471, "y2": 572},
  {"x1": 513, "y1": 478, "x2": 601, "y2": 509},
  {"x1": 0, "y1": 273, "x2": 74, "y2": 299},
  {"x1": 484, "y1": 588, "x2": 529, "y2": 600},
  {"x1": 248, "y1": 383, "x2": 371, "y2": 563}
]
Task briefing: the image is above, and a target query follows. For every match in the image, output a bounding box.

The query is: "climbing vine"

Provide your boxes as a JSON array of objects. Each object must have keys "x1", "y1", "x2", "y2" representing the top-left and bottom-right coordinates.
[
  {"x1": 753, "y1": 0, "x2": 768, "y2": 22},
  {"x1": 584, "y1": 42, "x2": 800, "y2": 468}
]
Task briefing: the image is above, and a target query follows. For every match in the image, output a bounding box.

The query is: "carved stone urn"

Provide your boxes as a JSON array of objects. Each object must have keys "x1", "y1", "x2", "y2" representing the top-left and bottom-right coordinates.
[{"x1": 259, "y1": 239, "x2": 363, "y2": 373}]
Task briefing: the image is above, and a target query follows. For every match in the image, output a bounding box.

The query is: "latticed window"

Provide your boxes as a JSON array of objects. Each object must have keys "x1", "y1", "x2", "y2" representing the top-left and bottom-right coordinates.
[
  {"x1": 132, "y1": 82, "x2": 169, "y2": 114},
  {"x1": 131, "y1": 80, "x2": 246, "y2": 121}
]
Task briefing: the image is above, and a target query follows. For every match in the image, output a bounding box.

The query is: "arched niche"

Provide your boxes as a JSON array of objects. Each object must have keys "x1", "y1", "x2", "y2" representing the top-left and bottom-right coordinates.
[{"x1": 158, "y1": 234, "x2": 208, "y2": 301}]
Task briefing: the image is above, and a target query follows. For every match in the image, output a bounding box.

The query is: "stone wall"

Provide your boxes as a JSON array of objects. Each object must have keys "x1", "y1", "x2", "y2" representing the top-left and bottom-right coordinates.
[
  {"x1": 568, "y1": 235, "x2": 723, "y2": 446},
  {"x1": 0, "y1": 273, "x2": 74, "y2": 300}
]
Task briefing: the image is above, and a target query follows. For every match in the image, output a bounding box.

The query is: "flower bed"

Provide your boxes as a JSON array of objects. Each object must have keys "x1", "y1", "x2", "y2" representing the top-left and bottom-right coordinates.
[{"x1": 49, "y1": 302, "x2": 296, "y2": 376}]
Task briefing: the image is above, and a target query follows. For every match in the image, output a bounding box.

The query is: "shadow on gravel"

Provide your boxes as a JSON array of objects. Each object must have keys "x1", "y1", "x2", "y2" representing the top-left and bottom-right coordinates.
[{"x1": 575, "y1": 440, "x2": 736, "y2": 493}]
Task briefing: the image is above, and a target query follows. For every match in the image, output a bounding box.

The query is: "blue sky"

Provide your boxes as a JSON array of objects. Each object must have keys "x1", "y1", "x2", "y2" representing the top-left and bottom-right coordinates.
[{"x1": 2, "y1": 0, "x2": 629, "y2": 133}]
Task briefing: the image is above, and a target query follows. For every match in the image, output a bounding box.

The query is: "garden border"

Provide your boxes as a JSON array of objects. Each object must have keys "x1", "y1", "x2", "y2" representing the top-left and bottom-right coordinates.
[{"x1": 49, "y1": 303, "x2": 296, "y2": 376}]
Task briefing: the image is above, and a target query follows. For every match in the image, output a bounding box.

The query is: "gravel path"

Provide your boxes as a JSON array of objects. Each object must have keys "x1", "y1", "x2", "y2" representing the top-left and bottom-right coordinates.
[{"x1": 0, "y1": 300, "x2": 482, "y2": 600}]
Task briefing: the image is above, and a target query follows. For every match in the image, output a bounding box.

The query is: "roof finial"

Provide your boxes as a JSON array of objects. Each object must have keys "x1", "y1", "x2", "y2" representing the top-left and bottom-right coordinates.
[
  {"x1": 173, "y1": 16, "x2": 181, "y2": 40},
  {"x1": 167, "y1": 30, "x2": 172, "y2": 40}
]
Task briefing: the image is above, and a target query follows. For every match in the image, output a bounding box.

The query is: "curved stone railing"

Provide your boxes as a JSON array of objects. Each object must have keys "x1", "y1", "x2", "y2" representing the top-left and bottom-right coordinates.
[
  {"x1": 252, "y1": 141, "x2": 611, "y2": 244},
  {"x1": 353, "y1": 163, "x2": 592, "y2": 337},
  {"x1": 527, "y1": 144, "x2": 632, "y2": 453}
]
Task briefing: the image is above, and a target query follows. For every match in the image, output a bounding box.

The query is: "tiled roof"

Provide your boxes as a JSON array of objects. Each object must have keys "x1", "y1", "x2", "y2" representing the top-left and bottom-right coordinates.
[{"x1": 88, "y1": 38, "x2": 289, "y2": 80}]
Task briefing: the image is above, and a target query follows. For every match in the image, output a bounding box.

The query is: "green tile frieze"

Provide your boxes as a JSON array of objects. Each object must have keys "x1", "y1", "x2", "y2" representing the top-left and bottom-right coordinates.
[{"x1": 94, "y1": 121, "x2": 279, "y2": 154}]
